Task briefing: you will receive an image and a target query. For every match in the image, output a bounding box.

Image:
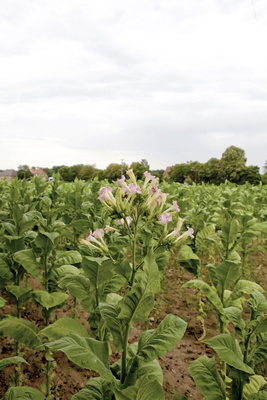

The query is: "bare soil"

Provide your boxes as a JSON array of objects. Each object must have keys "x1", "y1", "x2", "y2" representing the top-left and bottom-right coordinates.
[{"x1": 1, "y1": 251, "x2": 266, "y2": 400}]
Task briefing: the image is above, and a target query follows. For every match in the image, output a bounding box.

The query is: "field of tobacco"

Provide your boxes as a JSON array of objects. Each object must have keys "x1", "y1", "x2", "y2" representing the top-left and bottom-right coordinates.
[{"x1": 0, "y1": 173, "x2": 266, "y2": 399}]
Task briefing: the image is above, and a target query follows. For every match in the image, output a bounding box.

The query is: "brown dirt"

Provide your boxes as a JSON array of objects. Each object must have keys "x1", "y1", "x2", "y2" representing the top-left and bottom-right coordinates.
[{"x1": 0, "y1": 251, "x2": 266, "y2": 400}]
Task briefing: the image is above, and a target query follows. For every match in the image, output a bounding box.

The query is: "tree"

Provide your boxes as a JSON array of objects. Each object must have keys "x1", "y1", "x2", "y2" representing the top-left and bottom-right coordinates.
[
  {"x1": 219, "y1": 146, "x2": 247, "y2": 183},
  {"x1": 150, "y1": 169, "x2": 164, "y2": 182},
  {"x1": 263, "y1": 161, "x2": 267, "y2": 174},
  {"x1": 169, "y1": 162, "x2": 195, "y2": 183},
  {"x1": 240, "y1": 166, "x2": 261, "y2": 185},
  {"x1": 58, "y1": 166, "x2": 71, "y2": 181},
  {"x1": 201, "y1": 158, "x2": 221, "y2": 185},
  {"x1": 43, "y1": 167, "x2": 54, "y2": 177},
  {"x1": 79, "y1": 165, "x2": 96, "y2": 181},
  {"x1": 17, "y1": 165, "x2": 33, "y2": 180},
  {"x1": 51, "y1": 165, "x2": 65, "y2": 173},
  {"x1": 130, "y1": 159, "x2": 149, "y2": 180},
  {"x1": 103, "y1": 163, "x2": 128, "y2": 182}
]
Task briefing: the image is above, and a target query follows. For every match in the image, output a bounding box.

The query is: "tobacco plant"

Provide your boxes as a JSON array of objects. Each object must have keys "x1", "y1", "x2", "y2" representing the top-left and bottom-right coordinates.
[{"x1": 45, "y1": 169, "x2": 192, "y2": 399}]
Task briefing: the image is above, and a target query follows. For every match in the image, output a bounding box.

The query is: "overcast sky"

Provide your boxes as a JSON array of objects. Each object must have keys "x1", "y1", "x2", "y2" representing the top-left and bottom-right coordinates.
[{"x1": 1, "y1": 0, "x2": 266, "y2": 172}]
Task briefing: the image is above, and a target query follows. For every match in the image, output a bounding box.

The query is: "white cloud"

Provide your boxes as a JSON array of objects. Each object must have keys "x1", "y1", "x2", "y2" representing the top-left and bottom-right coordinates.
[{"x1": 0, "y1": 0, "x2": 267, "y2": 173}]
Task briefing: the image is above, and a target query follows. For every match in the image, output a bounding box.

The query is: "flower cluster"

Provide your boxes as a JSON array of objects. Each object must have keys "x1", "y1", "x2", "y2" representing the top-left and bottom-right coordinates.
[
  {"x1": 80, "y1": 228, "x2": 109, "y2": 253},
  {"x1": 96, "y1": 168, "x2": 194, "y2": 246}
]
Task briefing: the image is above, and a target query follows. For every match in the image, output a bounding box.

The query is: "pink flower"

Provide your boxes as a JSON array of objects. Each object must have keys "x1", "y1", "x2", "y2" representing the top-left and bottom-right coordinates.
[
  {"x1": 86, "y1": 231, "x2": 93, "y2": 241},
  {"x1": 165, "y1": 200, "x2": 180, "y2": 214},
  {"x1": 121, "y1": 187, "x2": 130, "y2": 195},
  {"x1": 150, "y1": 185, "x2": 158, "y2": 193},
  {"x1": 98, "y1": 187, "x2": 112, "y2": 201},
  {"x1": 175, "y1": 226, "x2": 194, "y2": 242},
  {"x1": 105, "y1": 225, "x2": 118, "y2": 233},
  {"x1": 98, "y1": 187, "x2": 116, "y2": 206},
  {"x1": 118, "y1": 219, "x2": 124, "y2": 225},
  {"x1": 187, "y1": 227, "x2": 194, "y2": 239},
  {"x1": 116, "y1": 175, "x2": 126, "y2": 186},
  {"x1": 159, "y1": 213, "x2": 172, "y2": 224},
  {"x1": 143, "y1": 171, "x2": 156, "y2": 189},
  {"x1": 82, "y1": 229, "x2": 108, "y2": 252},
  {"x1": 128, "y1": 183, "x2": 142, "y2": 194},
  {"x1": 166, "y1": 217, "x2": 185, "y2": 238},
  {"x1": 126, "y1": 216, "x2": 133, "y2": 225},
  {"x1": 92, "y1": 229, "x2": 104, "y2": 239}
]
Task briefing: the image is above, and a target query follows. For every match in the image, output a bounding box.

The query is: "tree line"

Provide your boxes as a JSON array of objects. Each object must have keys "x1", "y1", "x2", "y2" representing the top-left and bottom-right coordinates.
[{"x1": 16, "y1": 146, "x2": 267, "y2": 185}]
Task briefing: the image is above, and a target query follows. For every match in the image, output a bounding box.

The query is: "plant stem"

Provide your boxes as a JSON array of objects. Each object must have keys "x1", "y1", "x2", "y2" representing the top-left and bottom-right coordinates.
[
  {"x1": 45, "y1": 348, "x2": 52, "y2": 398},
  {"x1": 130, "y1": 222, "x2": 138, "y2": 287},
  {"x1": 44, "y1": 254, "x2": 48, "y2": 292},
  {"x1": 121, "y1": 323, "x2": 131, "y2": 383},
  {"x1": 73, "y1": 296, "x2": 77, "y2": 319}
]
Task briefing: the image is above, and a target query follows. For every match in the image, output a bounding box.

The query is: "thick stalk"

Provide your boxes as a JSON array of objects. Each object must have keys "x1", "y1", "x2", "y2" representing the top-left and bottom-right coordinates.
[
  {"x1": 14, "y1": 302, "x2": 22, "y2": 386},
  {"x1": 73, "y1": 297, "x2": 77, "y2": 319},
  {"x1": 44, "y1": 254, "x2": 48, "y2": 292},
  {"x1": 130, "y1": 222, "x2": 138, "y2": 287},
  {"x1": 45, "y1": 311, "x2": 52, "y2": 398},
  {"x1": 121, "y1": 323, "x2": 131, "y2": 383},
  {"x1": 45, "y1": 348, "x2": 52, "y2": 399}
]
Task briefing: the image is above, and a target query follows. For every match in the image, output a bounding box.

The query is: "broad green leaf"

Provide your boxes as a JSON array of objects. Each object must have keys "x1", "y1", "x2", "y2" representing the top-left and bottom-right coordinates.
[
  {"x1": 0, "y1": 256, "x2": 13, "y2": 281},
  {"x1": 248, "y1": 336, "x2": 267, "y2": 365},
  {"x1": 248, "y1": 290, "x2": 267, "y2": 316},
  {"x1": 53, "y1": 264, "x2": 80, "y2": 279},
  {"x1": 46, "y1": 333, "x2": 113, "y2": 381},
  {"x1": 0, "y1": 356, "x2": 28, "y2": 370},
  {"x1": 68, "y1": 219, "x2": 92, "y2": 231},
  {"x1": 19, "y1": 211, "x2": 43, "y2": 234},
  {"x1": 82, "y1": 256, "x2": 113, "y2": 288},
  {"x1": 54, "y1": 250, "x2": 82, "y2": 266},
  {"x1": 59, "y1": 274, "x2": 91, "y2": 299},
  {"x1": 112, "y1": 341, "x2": 163, "y2": 386},
  {"x1": 252, "y1": 315, "x2": 267, "y2": 336},
  {"x1": 32, "y1": 290, "x2": 69, "y2": 310},
  {"x1": 118, "y1": 285, "x2": 154, "y2": 323},
  {"x1": 0, "y1": 297, "x2": 6, "y2": 307},
  {"x1": 1, "y1": 222, "x2": 16, "y2": 236},
  {"x1": 40, "y1": 317, "x2": 89, "y2": 341},
  {"x1": 118, "y1": 253, "x2": 161, "y2": 323},
  {"x1": 71, "y1": 377, "x2": 113, "y2": 400},
  {"x1": 183, "y1": 280, "x2": 226, "y2": 320},
  {"x1": 102, "y1": 274, "x2": 126, "y2": 295},
  {"x1": 154, "y1": 246, "x2": 171, "y2": 271},
  {"x1": 99, "y1": 302, "x2": 126, "y2": 351},
  {"x1": 223, "y1": 290, "x2": 242, "y2": 309},
  {"x1": 136, "y1": 359, "x2": 163, "y2": 385},
  {"x1": 223, "y1": 307, "x2": 245, "y2": 332},
  {"x1": 6, "y1": 285, "x2": 32, "y2": 308},
  {"x1": 205, "y1": 333, "x2": 254, "y2": 374},
  {"x1": 243, "y1": 375, "x2": 267, "y2": 400},
  {"x1": 4, "y1": 235, "x2": 25, "y2": 253},
  {"x1": 195, "y1": 224, "x2": 216, "y2": 255},
  {"x1": 177, "y1": 244, "x2": 199, "y2": 276},
  {"x1": 216, "y1": 257, "x2": 241, "y2": 297},
  {"x1": 106, "y1": 293, "x2": 122, "y2": 303},
  {"x1": 220, "y1": 219, "x2": 239, "y2": 251},
  {"x1": 227, "y1": 280, "x2": 264, "y2": 305},
  {"x1": 114, "y1": 374, "x2": 164, "y2": 400},
  {"x1": 13, "y1": 249, "x2": 42, "y2": 281},
  {"x1": 2, "y1": 386, "x2": 45, "y2": 400},
  {"x1": 34, "y1": 231, "x2": 59, "y2": 252},
  {"x1": 114, "y1": 260, "x2": 132, "y2": 281},
  {"x1": 0, "y1": 316, "x2": 43, "y2": 349},
  {"x1": 189, "y1": 355, "x2": 226, "y2": 400},
  {"x1": 207, "y1": 264, "x2": 218, "y2": 288},
  {"x1": 137, "y1": 314, "x2": 187, "y2": 363},
  {"x1": 58, "y1": 274, "x2": 95, "y2": 312}
]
